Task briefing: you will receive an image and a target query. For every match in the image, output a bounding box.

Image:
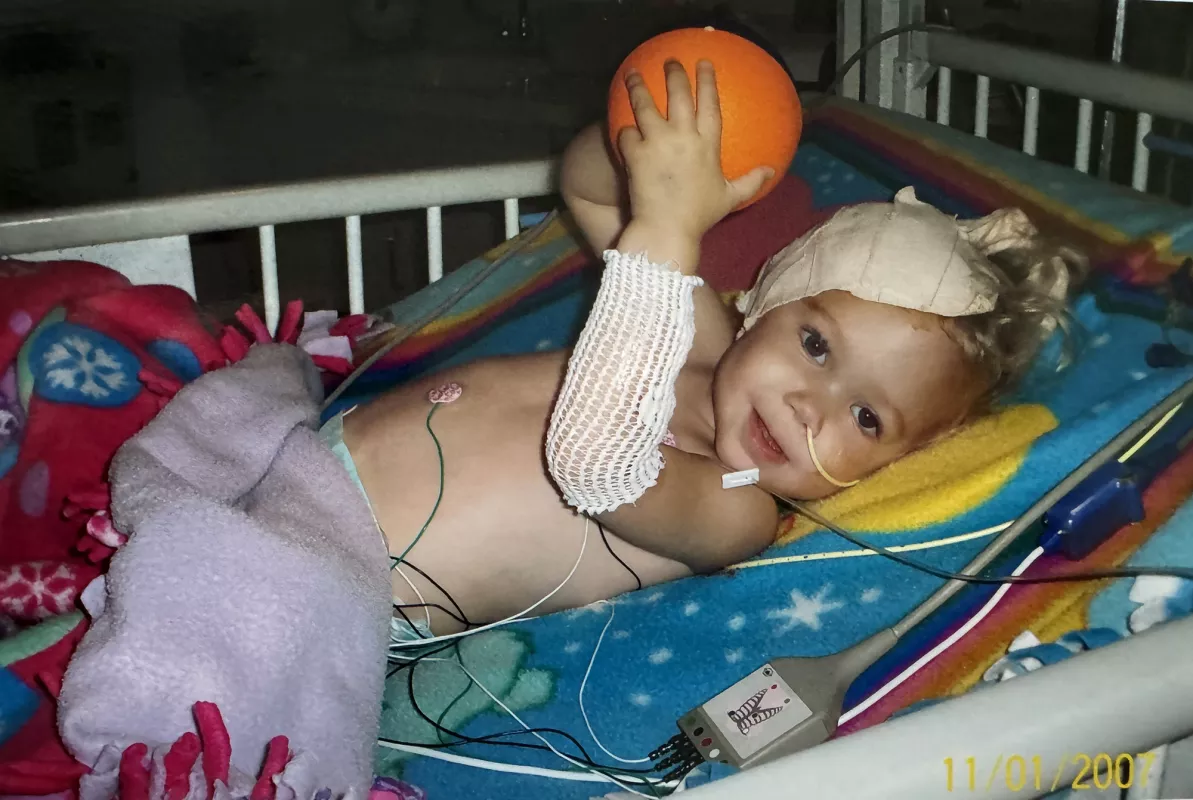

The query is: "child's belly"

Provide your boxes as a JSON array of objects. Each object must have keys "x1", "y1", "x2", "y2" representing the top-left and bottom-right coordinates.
[{"x1": 342, "y1": 352, "x2": 691, "y2": 635}]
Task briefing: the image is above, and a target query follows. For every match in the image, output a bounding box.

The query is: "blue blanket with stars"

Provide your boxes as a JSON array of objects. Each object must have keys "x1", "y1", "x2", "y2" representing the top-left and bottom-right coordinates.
[
  {"x1": 368, "y1": 132, "x2": 1193, "y2": 800},
  {"x1": 371, "y1": 285, "x2": 1192, "y2": 799}
]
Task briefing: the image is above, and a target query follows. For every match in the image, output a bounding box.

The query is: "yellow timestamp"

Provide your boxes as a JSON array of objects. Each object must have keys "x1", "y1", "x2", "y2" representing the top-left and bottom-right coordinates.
[{"x1": 944, "y1": 753, "x2": 1157, "y2": 793}]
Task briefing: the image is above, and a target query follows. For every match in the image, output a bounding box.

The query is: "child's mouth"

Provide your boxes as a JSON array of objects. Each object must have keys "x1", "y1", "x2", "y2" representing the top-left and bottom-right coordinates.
[{"x1": 748, "y1": 409, "x2": 788, "y2": 464}]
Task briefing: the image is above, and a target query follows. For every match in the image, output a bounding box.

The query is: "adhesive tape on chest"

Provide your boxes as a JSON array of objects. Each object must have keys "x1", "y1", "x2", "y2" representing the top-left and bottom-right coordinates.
[{"x1": 806, "y1": 428, "x2": 859, "y2": 488}]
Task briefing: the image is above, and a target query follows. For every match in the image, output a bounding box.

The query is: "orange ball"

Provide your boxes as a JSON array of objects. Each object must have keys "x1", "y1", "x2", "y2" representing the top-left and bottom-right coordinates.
[{"x1": 608, "y1": 27, "x2": 803, "y2": 209}]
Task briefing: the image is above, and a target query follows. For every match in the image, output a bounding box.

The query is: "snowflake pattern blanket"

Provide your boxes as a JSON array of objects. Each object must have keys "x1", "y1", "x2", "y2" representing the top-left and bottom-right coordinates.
[{"x1": 0, "y1": 258, "x2": 228, "y2": 793}]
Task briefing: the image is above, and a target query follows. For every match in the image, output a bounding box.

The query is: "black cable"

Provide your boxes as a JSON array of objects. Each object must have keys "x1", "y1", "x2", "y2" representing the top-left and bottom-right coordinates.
[
  {"x1": 394, "y1": 605, "x2": 426, "y2": 637},
  {"x1": 404, "y1": 650, "x2": 667, "y2": 795},
  {"x1": 385, "y1": 637, "x2": 666, "y2": 780},
  {"x1": 779, "y1": 497, "x2": 1193, "y2": 585},
  {"x1": 381, "y1": 730, "x2": 592, "y2": 750},
  {"x1": 807, "y1": 22, "x2": 950, "y2": 109},
  {"x1": 405, "y1": 658, "x2": 589, "y2": 769},
  {"x1": 379, "y1": 729, "x2": 673, "y2": 795},
  {"x1": 402, "y1": 559, "x2": 474, "y2": 626},
  {"x1": 390, "y1": 526, "x2": 659, "y2": 777},
  {"x1": 433, "y1": 642, "x2": 471, "y2": 745},
  {"x1": 413, "y1": 641, "x2": 600, "y2": 761},
  {"x1": 372, "y1": 403, "x2": 662, "y2": 785},
  {"x1": 598, "y1": 522, "x2": 643, "y2": 591},
  {"x1": 386, "y1": 639, "x2": 457, "y2": 680},
  {"x1": 381, "y1": 726, "x2": 654, "y2": 755},
  {"x1": 394, "y1": 600, "x2": 470, "y2": 628}
]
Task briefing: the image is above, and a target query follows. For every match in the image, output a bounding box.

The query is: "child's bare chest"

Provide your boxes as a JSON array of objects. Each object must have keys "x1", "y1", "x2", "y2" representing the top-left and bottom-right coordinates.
[{"x1": 341, "y1": 351, "x2": 712, "y2": 629}]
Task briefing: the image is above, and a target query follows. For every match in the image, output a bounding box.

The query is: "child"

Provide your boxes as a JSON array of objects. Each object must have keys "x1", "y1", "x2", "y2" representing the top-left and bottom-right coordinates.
[{"x1": 338, "y1": 61, "x2": 1081, "y2": 642}]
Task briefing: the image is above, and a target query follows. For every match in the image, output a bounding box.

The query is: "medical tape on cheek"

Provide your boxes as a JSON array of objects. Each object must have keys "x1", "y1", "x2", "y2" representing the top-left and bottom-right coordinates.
[{"x1": 806, "y1": 428, "x2": 859, "y2": 488}]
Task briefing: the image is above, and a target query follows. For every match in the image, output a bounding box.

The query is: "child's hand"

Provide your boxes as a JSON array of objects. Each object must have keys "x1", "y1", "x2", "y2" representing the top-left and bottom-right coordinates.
[{"x1": 617, "y1": 60, "x2": 774, "y2": 245}]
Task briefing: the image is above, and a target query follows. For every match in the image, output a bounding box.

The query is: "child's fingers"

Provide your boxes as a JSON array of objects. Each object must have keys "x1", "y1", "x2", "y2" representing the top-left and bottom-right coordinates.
[
  {"x1": 626, "y1": 70, "x2": 665, "y2": 136},
  {"x1": 616, "y1": 123, "x2": 645, "y2": 161},
  {"x1": 727, "y1": 166, "x2": 775, "y2": 208},
  {"x1": 663, "y1": 61, "x2": 696, "y2": 127},
  {"x1": 694, "y1": 60, "x2": 722, "y2": 140}
]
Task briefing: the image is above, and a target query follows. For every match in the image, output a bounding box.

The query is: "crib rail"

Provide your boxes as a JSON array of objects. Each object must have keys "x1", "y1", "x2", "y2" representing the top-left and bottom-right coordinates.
[
  {"x1": 0, "y1": 159, "x2": 555, "y2": 330},
  {"x1": 923, "y1": 30, "x2": 1193, "y2": 191},
  {"x1": 837, "y1": 4, "x2": 1193, "y2": 195},
  {"x1": 8, "y1": 28, "x2": 1193, "y2": 329},
  {"x1": 688, "y1": 614, "x2": 1193, "y2": 800}
]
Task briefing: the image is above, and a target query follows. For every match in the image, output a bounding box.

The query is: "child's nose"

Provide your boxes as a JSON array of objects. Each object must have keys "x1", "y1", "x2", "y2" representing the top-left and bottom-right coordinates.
[{"x1": 784, "y1": 390, "x2": 824, "y2": 438}]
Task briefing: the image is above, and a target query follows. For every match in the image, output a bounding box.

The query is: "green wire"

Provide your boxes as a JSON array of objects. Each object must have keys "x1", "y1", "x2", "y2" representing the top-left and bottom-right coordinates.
[{"x1": 391, "y1": 402, "x2": 446, "y2": 570}]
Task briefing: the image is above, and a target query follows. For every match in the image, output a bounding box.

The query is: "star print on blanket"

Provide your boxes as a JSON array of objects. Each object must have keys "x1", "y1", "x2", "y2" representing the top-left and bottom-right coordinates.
[{"x1": 358, "y1": 165, "x2": 1193, "y2": 799}]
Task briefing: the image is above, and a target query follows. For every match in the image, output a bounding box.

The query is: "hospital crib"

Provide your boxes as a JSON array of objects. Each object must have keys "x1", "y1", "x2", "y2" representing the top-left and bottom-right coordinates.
[{"x1": 3, "y1": 1, "x2": 1193, "y2": 797}]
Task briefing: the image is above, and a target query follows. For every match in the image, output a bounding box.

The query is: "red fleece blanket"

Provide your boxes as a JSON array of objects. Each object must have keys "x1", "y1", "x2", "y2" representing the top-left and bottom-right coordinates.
[{"x1": 0, "y1": 258, "x2": 349, "y2": 795}]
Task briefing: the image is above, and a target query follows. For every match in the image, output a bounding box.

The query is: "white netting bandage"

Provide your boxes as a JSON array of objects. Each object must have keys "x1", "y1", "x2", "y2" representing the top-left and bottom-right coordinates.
[{"x1": 545, "y1": 249, "x2": 704, "y2": 516}]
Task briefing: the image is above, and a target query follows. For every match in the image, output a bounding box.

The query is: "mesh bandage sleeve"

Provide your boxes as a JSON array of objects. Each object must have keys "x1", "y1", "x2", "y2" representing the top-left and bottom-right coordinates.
[{"x1": 545, "y1": 249, "x2": 704, "y2": 516}]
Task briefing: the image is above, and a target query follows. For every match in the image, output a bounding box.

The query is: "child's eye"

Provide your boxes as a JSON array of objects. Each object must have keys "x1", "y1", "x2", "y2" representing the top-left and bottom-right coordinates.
[
  {"x1": 852, "y1": 405, "x2": 883, "y2": 438},
  {"x1": 800, "y1": 327, "x2": 829, "y2": 365}
]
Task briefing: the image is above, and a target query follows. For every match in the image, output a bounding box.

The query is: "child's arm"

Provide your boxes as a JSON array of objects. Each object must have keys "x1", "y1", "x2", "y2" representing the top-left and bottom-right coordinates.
[
  {"x1": 601, "y1": 446, "x2": 778, "y2": 573},
  {"x1": 561, "y1": 108, "x2": 763, "y2": 366},
  {"x1": 559, "y1": 123, "x2": 626, "y2": 255},
  {"x1": 547, "y1": 61, "x2": 777, "y2": 573}
]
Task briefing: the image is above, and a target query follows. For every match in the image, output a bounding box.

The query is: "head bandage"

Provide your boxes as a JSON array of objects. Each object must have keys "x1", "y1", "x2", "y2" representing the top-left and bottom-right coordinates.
[{"x1": 736, "y1": 187, "x2": 1043, "y2": 330}]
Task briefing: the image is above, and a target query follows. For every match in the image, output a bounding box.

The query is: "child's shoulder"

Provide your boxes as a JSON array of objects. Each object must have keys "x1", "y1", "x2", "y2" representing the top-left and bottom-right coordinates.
[{"x1": 610, "y1": 447, "x2": 778, "y2": 573}]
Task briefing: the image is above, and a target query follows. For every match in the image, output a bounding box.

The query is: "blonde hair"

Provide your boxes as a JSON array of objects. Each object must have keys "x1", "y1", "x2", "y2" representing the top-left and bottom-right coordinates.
[{"x1": 944, "y1": 236, "x2": 1088, "y2": 410}]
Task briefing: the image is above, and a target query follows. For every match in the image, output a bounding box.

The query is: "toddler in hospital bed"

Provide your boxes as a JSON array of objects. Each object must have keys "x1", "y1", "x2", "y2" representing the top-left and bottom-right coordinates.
[{"x1": 333, "y1": 62, "x2": 1084, "y2": 643}]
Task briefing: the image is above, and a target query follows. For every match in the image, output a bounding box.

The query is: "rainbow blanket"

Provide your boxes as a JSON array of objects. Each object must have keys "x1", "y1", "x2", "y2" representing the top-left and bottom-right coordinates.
[{"x1": 330, "y1": 99, "x2": 1193, "y2": 799}]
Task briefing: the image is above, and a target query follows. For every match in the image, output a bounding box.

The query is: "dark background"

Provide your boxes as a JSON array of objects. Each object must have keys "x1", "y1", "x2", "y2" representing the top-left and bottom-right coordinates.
[{"x1": 3, "y1": 0, "x2": 1191, "y2": 316}]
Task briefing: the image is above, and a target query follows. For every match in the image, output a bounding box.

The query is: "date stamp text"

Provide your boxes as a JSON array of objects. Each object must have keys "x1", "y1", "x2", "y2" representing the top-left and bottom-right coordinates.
[{"x1": 945, "y1": 753, "x2": 1156, "y2": 792}]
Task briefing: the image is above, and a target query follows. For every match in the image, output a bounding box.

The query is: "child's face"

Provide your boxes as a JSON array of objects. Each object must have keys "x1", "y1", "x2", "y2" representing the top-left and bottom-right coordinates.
[{"x1": 712, "y1": 290, "x2": 985, "y2": 500}]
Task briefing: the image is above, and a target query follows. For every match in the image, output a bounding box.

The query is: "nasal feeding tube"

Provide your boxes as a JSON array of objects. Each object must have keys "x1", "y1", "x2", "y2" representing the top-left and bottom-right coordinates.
[
  {"x1": 723, "y1": 427, "x2": 859, "y2": 489},
  {"x1": 806, "y1": 428, "x2": 859, "y2": 488}
]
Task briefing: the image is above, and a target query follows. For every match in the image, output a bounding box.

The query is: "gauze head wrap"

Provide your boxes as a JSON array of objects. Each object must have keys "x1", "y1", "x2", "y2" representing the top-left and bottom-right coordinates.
[{"x1": 736, "y1": 187, "x2": 1049, "y2": 330}]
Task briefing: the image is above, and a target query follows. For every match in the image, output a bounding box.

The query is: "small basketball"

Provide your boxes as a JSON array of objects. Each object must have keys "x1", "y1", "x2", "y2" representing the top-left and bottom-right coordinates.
[{"x1": 608, "y1": 27, "x2": 803, "y2": 209}]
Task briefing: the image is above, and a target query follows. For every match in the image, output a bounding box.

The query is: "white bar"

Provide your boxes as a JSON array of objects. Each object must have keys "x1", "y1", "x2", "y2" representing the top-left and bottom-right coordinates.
[
  {"x1": 1097, "y1": 0, "x2": 1128, "y2": 180},
  {"x1": 426, "y1": 206, "x2": 443, "y2": 283},
  {"x1": 345, "y1": 215, "x2": 365, "y2": 315},
  {"x1": 936, "y1": 66, "x2": 951, "y2": 126},
  {"x1": 1023, "y1": 86, "x2": 1040, "y2": 155},
  {"x1": 683, "y1": 616, "x2": 1193, "y2": 800},
  {"x1": 503, "y1": 198, "x2": 520, "y2": 240},
  {"x1": 927, "y1": 30, "x2": 1193, "y2": 127},
  {"x1": 893, "y1": 0, "x2": 928, "y2": 117},
  {"x1": 1134, "y1": 112, "x2": 1153, "y2": 192},
  {"x1": 1076, "y1": 98, "x2": 1094, "y2": 173},
  {"x1": 258, "y1": 224, "x2": 279, "y2": 334},
  {"x1": 864, "y1": 0, "x2": 899, "y2": 109},
  {"x1": 837, "y1": 0, "x2": 863, "y2": 100},
  {"x1": 975, "y1": 75, "x2": 990, "y2": 138},
  {"x1": 0, "y1": 159, "x2": 554, "y2": 256}
]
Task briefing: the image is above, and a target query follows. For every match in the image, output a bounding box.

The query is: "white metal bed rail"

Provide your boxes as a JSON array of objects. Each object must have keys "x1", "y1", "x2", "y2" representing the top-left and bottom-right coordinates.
[
  {"x1": 8, "y1": 31, "x2": 1193, "y2": 329},
  {"x1": 838, "y1": 10, "x2": 1193, "y2": 195},
  {"x1": 922, "y1": 29, "x2": 1193, "y2": 192},
  {"x1": 687, "y1": 614, "x2": 1193, "y2": 800},
  {"x1": 0, "y1": 159, "x2": 556, "y2": 331}
]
